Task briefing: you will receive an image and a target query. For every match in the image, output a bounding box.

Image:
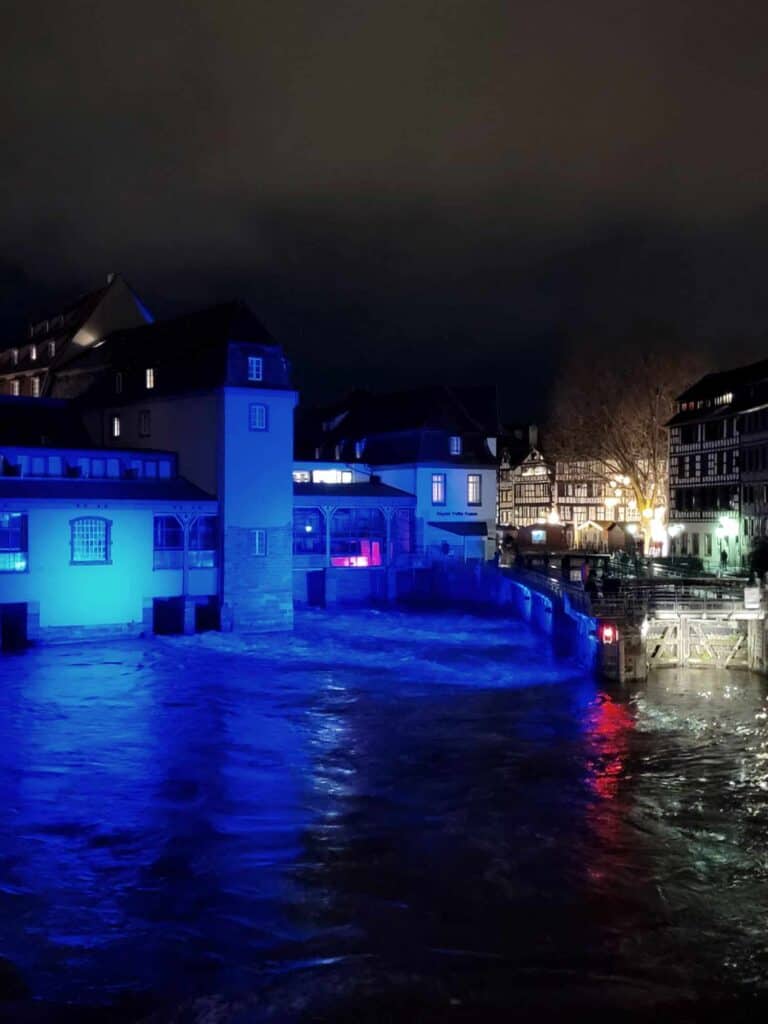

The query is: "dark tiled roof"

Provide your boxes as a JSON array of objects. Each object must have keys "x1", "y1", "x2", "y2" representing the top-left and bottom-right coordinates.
[
  {"x1": 0, "y1": 396, "x2": 90, "y2": 446},
  {"x1": 293, "y1": 482, "x2": 415, "y2": 499},
  {"x1": 0, "y1": 477, "x2": 215, "y2": 502},
  {"x1": 676, "y1": 358, "x2": 768, "y2": 402},
  {"x1": 51, "y1": 301, "x2": 291, "y2": 401},
  {"x1": 427, "y1": 520, "x2": 488, "y2": 536},
  {"x1": 295, "y1": 386, "x2": 499, "y2": 465}
]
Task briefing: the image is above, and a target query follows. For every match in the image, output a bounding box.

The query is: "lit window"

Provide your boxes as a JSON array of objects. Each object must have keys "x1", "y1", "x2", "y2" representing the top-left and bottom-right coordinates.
[
  {"x1": 139, "y1": 410, "x2": 151, "y2": 437},
  {"x1": 10, "y1": 349, "x2": 18, "y2": 366},
  {"x1": 312, "y1": 469, "x2": 353, "y2": 483},
  {"x1": 189, "y1": 516, "x2": 218, "y2": 568},
  {"x1": 10, "y1": 380, "x2": 20, "y2": 396},
  {"x1": 449, "y1": 436, "x2": 462, "y2": 455},
  {"x1": 0, "y1": 513, "x2": 28, "y2": 572},
  {"x1": 30, "y1": 344, "x2": 37, "y2": 361},
  {"x1": 112, "y1": 414, "x2": 121, "y2": 438},
  {"x1": 145, "y1": 367, "x2": 155, "y2": 389},
  {"x1": 115, "y1": 372, "x2": 123, "y2": 394},
  {"x1": 48, "y1": 341, "x2": 55, "y2": 359},
  {"x1": 432, "y1": 472, "x2": 446, "y2": 505},
  {"x1": 248, "y1": 403, "x2": 268, "y2": 431},
  {"x1": 247, "y1": 356, "x2": 263, "y2": 382},
  {"x1": 253, "y1": 528, "x2": 267, "y2": 556},
  {"x1": 70, "y1": 516, "x2": 111, "y2": 564},
  {"x1": 30, "y1": 377, "x2": 40, "y2": 397},
  {"x1": 467, "y1": 473, "x2": 482, "y2": 506},
  {"x1": 292, "y1": 470, "x2": 311, "y2": 483},
  {"x1": 153, "y1": 515, "x2": 184, "y2": 569}
]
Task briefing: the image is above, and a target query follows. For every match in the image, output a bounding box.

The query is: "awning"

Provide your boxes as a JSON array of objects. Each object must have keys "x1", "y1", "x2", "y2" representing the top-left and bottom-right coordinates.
[{"x1": 428, "y1": 521, "x2": 488, "y2": 536}]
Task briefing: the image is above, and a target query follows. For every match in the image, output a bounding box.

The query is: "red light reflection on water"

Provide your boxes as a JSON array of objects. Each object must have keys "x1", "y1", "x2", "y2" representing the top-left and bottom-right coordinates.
[{"x1": 585, "y1": 694, "x2": 635, "y2": 801}]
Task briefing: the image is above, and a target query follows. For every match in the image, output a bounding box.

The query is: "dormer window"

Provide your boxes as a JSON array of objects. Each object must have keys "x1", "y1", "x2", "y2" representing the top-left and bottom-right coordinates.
[
  {"x1": 30, "y1": 344, "x2": 37, "y2": 361},
  {"x1": 449, "y1": 435, "x2": 462, "y2": 456},
  {"x1": 10, "y1": 380, "x2": 20, "y2": 396},
  {"x1": 10, "y1": 349, "x2": 18, "y2": 366},
  {"x1": 145, "y1": 367, "x2": 155, "y2": 389},
  {"x1": 30, "y1": 377, "x2": 40, "y2": 397},
  {"x1": 247, "y1": 356, "x2": 263, "y2": 382}
]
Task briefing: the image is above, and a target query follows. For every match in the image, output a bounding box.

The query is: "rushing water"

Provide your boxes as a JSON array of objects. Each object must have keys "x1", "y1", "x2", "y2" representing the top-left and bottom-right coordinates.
[{"x1": 1, "y1": 608, "x2": 768, "y2": 1021}]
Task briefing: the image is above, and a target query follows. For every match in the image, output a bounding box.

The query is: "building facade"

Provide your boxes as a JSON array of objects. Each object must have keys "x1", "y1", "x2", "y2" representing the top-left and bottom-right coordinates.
[
  {"x1": 296, "y1": 387, "x2": 499, "y2": 562},
  {"x1": 668, "y1": 373, "x2": 742, "y2": 569},
  {"x1": 0, "y1": 439, "x2": 217, "y2": 645},
  {"x1": 2, "y1": 286, "x2": 298, "y2": 635},
  {"x1": 0, "y1": 274, "x2": 151, "y2": 399}
]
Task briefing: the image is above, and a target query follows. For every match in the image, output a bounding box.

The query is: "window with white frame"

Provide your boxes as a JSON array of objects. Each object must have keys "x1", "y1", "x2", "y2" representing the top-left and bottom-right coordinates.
[
  {"x1": 248, "y1": 403, "x2": 268, "y2": 431},
  {"x1": 111, "y1": 414, "x2": 121, "y2": 438},
  {"x1": 30, "y1": 377, "x2": 40, "y2": 397},
  {"x1": 247, "y1": 355, "x2": 263, "y2": 382},
  {"x1": 10, "y1": 380, "x2": 20, "y2": 396},
  {"x1": 145, "y1": 367, "x2": 155, "y2": 389},
  {"x1": 30, "y1": 344, "x2": 37, "y2": 361},
  {"x1": 253, "y1": 528, "x2": 267, "y2": 556},
  {"x1": 0, "y1": 512, "x2": 28, "y2": 572},
  {"x1": 70, "y1": 516, "x2": 111, "y2": 564},
  {"x1": 449, "y1": 435, "x2": 462, "y2": 456},
  {"x1": 431, "y1": 472, "x2": 446, "y2": 505},
  {"x1": 467, "y1": 473, "x2": 481, "y2": 506}
]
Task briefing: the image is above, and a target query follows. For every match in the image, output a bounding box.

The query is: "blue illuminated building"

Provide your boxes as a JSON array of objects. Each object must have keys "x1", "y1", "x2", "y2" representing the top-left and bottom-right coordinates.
[
  {"x1": 294, "y1": 386, "x2": 500, "y2": 563},
  {"x1": 0, "y1": 281, "x2": 297, "y2": 643}
]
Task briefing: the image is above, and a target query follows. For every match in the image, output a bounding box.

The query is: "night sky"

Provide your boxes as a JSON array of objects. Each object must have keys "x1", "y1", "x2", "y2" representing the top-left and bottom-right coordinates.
[{"x1": 3, "y1": 0, "x2": 768, "y2": 419}]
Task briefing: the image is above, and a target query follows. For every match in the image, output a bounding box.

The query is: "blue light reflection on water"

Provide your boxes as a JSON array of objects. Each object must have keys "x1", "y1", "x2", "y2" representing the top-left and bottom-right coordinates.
[{"x1": 1, "y1": 609, "x2": 768, "y2": 1014}]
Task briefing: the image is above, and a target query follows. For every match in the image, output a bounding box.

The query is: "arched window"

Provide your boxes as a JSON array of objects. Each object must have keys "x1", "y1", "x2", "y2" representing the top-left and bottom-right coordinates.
[{"x1": 70, "y1": 516, "x2": 112, "y2": 564}]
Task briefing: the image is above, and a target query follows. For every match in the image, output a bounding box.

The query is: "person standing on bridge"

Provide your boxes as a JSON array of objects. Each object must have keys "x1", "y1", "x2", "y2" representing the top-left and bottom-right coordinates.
[{"x1": 720, "y1": 547, "x2": 728, "y2": 574}]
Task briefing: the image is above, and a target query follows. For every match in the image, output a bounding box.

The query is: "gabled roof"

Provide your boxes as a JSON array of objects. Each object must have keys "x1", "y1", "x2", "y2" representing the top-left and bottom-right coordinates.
[
  {"x1": 676, "y1": 358, "x2": 768, "y2": 403},
  {"x1": 296, "y1": 385, "x2": 499, "y2": 465},
  {"x1": 0, "y1": 396, "x2": 89, "y2": 446},
  {"x1": 49, "y1": 301, "x2": 291, "y2": 400}
]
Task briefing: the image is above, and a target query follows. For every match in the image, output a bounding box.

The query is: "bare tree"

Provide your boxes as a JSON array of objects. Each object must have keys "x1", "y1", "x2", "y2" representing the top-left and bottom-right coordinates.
[{"x1": 546, "y1": 337, "x2": 709, "y2": 543}]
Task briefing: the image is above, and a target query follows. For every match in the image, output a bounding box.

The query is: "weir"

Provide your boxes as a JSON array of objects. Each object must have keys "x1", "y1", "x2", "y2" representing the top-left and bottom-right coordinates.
[
  {"x1": 407, "y1": 562, "x2": 599, "y2": 671},
  {"x1": 409, "y1": 564, "x2": 768, "y2": 682}
]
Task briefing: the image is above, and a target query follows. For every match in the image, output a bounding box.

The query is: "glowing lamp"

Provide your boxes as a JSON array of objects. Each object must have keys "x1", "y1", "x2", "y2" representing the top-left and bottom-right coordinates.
[
  {"x1": 642, "y1": 507, "x2": 653, "y2": 519},
  {"x1": 304, "y1": 523, "x2": 313, "y2": 533},
  {"x1": 600, "y1": 623, "x2": 618, "y2": 645},
  {"x1": 626, "y1": 523, "x2": 637, "y2": 535},
  {"x1": 718, "y1": 516, "x2": 738, "y2": 538},
  {"x1": 547, "y1": 509, "x2": 560, "y2": 524}
]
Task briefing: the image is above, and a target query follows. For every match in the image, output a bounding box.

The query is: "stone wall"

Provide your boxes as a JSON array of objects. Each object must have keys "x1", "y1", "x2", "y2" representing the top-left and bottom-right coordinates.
[{"x1": 221, "y1": 523, "x2": 294, "y2": 632}]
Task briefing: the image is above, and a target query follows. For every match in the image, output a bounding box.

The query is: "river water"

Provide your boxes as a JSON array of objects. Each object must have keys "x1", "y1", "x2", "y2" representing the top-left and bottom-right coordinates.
[{"x1": 1, "y1": 608, "x2": 768, "y2": 1021}]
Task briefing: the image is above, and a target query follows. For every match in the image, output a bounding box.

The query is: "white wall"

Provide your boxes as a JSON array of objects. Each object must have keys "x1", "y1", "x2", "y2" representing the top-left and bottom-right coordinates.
[
  {"x1": 374, "y1": 464, "x2": 496, "y2": 557},
  {"x1": 0, "y1": 502, "x2": 216, "y2": 628}
]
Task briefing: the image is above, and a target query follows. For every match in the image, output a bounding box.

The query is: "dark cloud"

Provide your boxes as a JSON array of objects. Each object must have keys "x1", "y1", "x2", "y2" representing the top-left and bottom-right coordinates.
[{"x1": 3, "y1": 1, "x2": 768, "y2": 416}]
